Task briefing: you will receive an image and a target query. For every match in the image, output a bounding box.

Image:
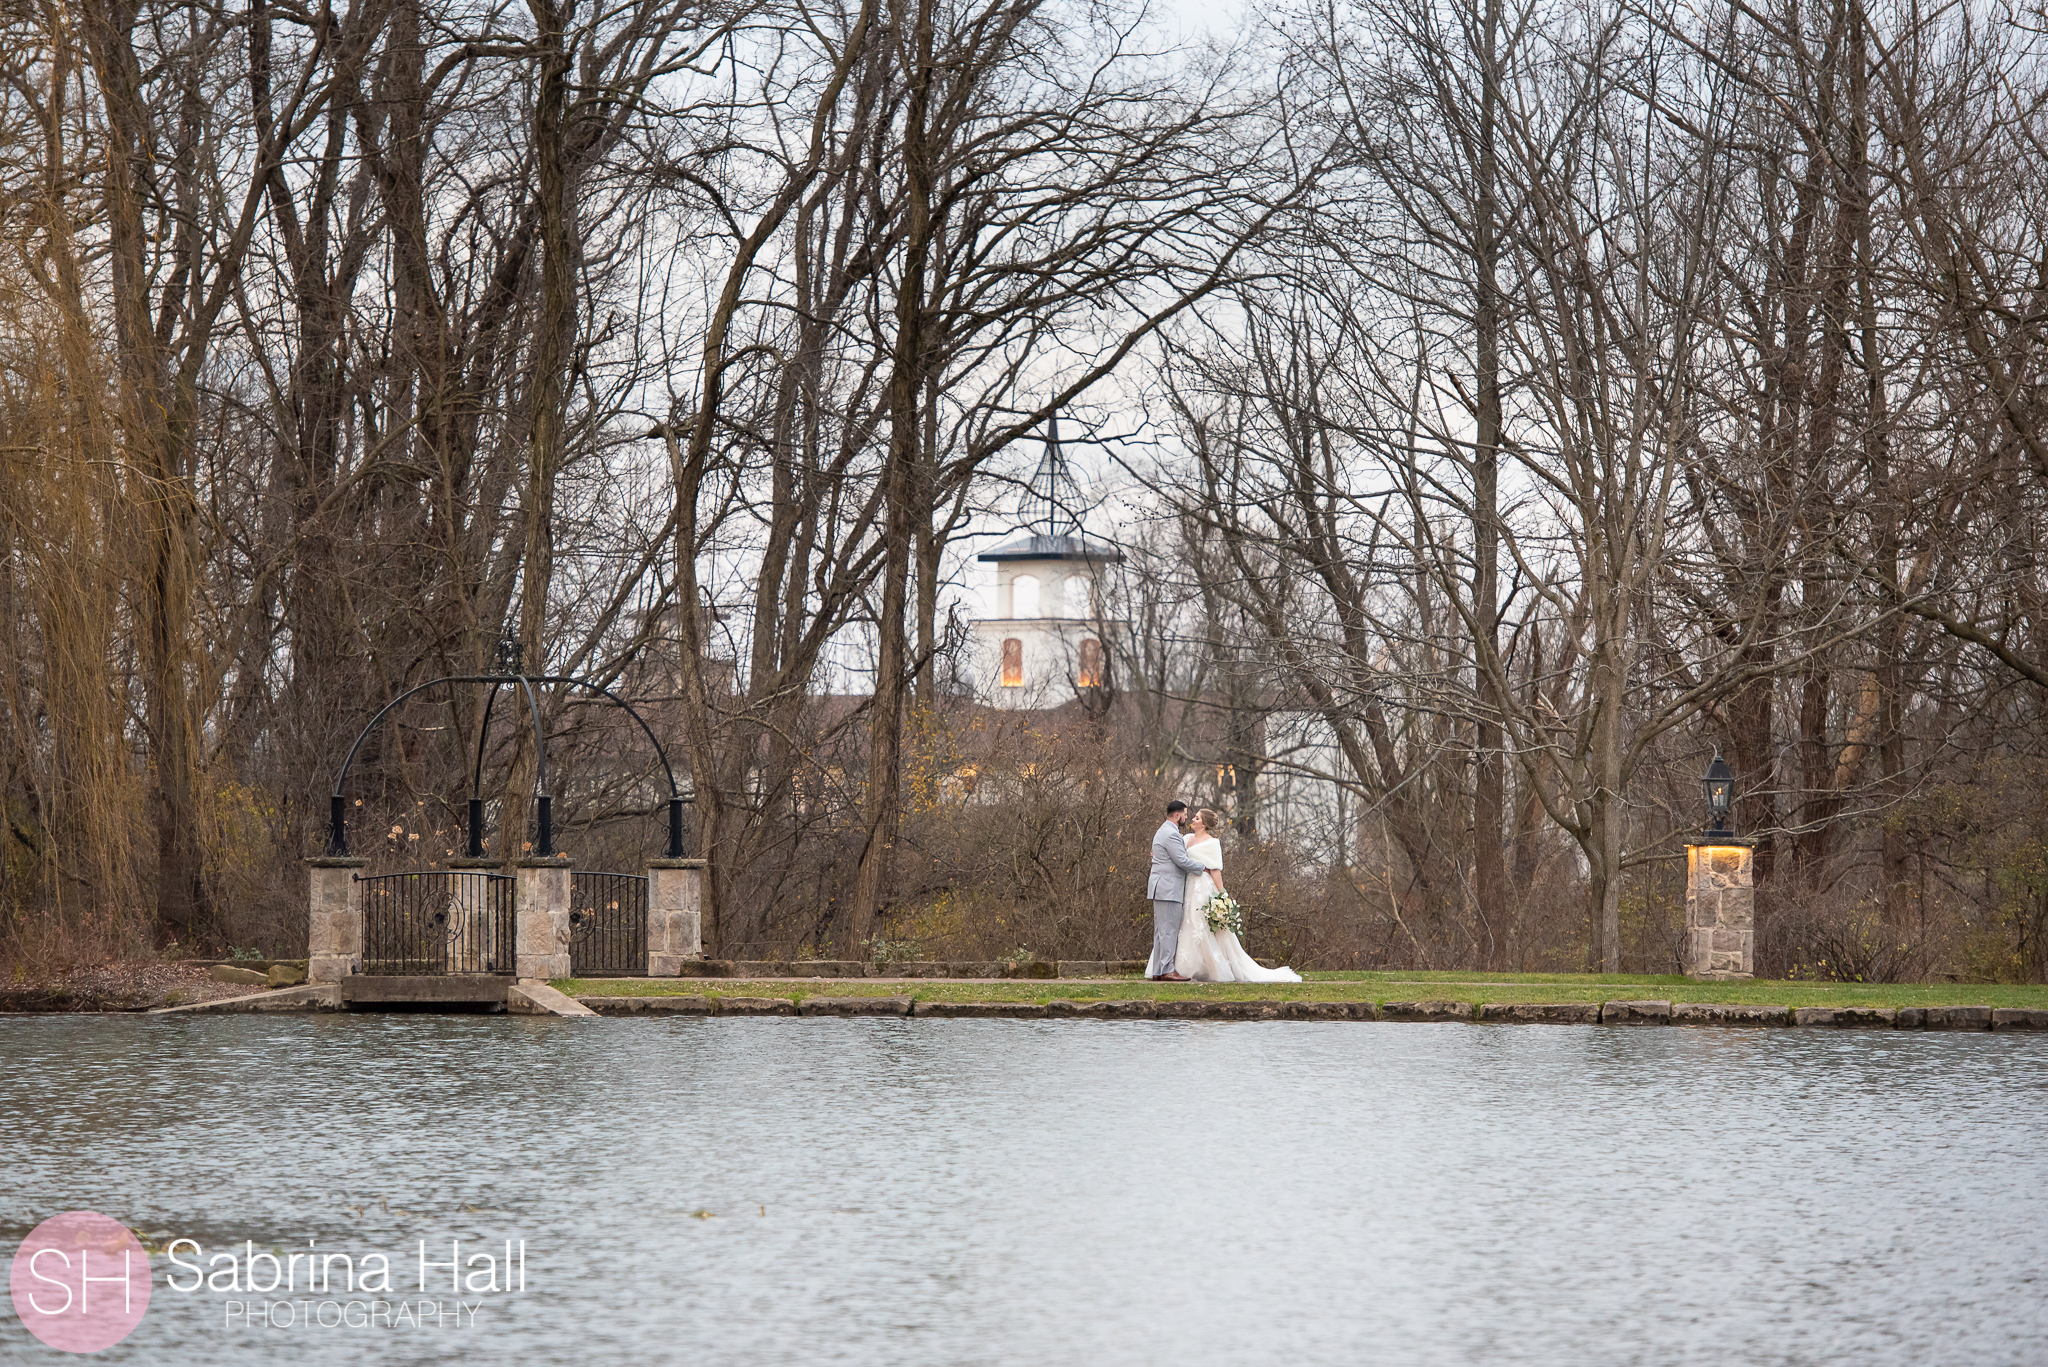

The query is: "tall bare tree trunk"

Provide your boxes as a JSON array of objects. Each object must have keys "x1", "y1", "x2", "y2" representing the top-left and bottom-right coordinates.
[
  {"x1": 504, "y1": 0, "x2": 579, "y2": 853},
  {"x1": 1470, "y1": 0, "x2": 1507, "y2": 968},
  {"x1": 848, "y1": 0, "x2": 936, "y2": 956},
  {"x1": 1590, "y1": 634, "x2": 1627, "y2": 972},
  {"x1": 83, "y1": 0, "x2": 209, "y2": 943},
  {"x1": 671, "y1": 0, "x2": 883, "y2": 954}
]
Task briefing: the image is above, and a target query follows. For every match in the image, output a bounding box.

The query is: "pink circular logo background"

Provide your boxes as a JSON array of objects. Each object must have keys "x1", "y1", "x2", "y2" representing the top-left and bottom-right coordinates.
[{"x1": 9, "y1": 1212, "x2": 151, "y2": 1353}]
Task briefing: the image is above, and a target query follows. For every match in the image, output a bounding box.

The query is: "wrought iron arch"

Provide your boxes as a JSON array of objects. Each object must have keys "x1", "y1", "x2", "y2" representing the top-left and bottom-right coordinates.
[{"x1": 328, "y1": 669, "x2": 688, "y2": 859}]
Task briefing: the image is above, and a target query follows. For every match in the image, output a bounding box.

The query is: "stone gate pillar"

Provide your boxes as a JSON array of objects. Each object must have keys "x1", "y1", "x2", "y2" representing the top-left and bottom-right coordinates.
[
  {"x1": 307, "y1": 857, "x2": 368, "y2": 982},
  {"x1": 1686, "y1": 840, "x2": 1755, "y2": 979},
  {"x1": 645, "y1": 859, "x2": 706, "y2": 975},
  {"x1": 515, "y1": 857, "x2": 574, "y2": 980},
  {"x1": 445, "y1": 856, "x2": 508, "y2": 974}
]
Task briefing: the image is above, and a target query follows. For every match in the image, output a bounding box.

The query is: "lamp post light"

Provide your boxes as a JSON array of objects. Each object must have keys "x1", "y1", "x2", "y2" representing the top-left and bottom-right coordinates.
[
  {"x1": 1685, "y1": 748, "x2": 1753, "y2": 979},
  {"x1": 1701, "y1": 751, "x2": 1735, "y2": 839}
]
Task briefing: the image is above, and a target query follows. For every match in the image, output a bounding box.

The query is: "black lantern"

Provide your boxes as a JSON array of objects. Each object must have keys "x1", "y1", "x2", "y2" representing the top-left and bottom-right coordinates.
[{"x1": 1701, "y1": 751, "x2": 1735, "y2": 838}]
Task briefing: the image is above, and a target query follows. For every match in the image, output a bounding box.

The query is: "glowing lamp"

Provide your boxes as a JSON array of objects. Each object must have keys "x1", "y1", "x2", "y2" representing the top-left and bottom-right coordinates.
[{"x1": 1701, "y1": 751, "x2": 1735, "y2": 838}]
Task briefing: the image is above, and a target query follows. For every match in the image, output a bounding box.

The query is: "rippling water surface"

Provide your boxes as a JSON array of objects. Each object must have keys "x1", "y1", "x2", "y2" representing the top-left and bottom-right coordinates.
[{"x1": 2, "y1": 1015, "x2": 2044, "y2": 1366}]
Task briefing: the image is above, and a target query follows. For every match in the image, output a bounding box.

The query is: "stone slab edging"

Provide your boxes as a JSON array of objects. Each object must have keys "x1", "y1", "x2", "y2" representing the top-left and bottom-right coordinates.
[
  {"x1": 136, "y1": 988, "x2": 2048, "y2": 1028},
  {"x1": 1479, "y1": 1002, "x2": 1601, "y2": 1024},
  {"x1": 507, "y1": 981, "x2": 598, "y2": 1017},
  {"x1": 569, "y1": 995, "x2": 2048, "y2": 1028},
  {"x1": 149, "y1": 984, "x2": 344, "y2": 1014},
  {"x1": 798, "y1": 995, "x2": 915, "y2": 1016}
]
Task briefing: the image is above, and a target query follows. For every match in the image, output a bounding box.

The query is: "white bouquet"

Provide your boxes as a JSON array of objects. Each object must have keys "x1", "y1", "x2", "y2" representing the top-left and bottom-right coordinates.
[{"x1": 1204, "y1": 893, "x2": 1244, "y2": 937}]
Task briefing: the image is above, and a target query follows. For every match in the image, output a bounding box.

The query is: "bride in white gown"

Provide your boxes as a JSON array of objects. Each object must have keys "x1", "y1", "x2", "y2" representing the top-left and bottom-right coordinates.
[{"x1": 1173, "y1": 809, "x2": 1302, "y2": 983}]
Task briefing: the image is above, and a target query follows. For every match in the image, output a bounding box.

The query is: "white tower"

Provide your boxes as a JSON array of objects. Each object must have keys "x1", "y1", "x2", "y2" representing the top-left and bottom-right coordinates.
[{"x1": 970, "y1": 421, "x2": 1123, "y2": 709}]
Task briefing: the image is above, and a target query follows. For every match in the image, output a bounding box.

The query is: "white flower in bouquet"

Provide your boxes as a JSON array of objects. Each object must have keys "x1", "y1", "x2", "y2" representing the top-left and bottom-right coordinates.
[{"x1": 1204, "y1": 893, "x2": 1244, "y2": 937}]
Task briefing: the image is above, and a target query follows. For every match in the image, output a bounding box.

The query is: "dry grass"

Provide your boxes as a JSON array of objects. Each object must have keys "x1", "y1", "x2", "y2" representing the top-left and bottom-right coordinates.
[{"x1": 0, "y1": 960, "x2": 253, "y2": 1012}]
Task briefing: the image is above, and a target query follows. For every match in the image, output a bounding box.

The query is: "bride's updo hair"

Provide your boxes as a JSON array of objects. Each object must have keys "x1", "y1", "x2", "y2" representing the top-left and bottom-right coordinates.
[{"x1": 1196, "y1": 808, "x2": 1224, "y2": 838}]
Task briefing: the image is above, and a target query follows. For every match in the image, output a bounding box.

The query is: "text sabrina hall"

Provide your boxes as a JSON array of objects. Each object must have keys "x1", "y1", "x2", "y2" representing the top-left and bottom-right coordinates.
[{"x1": 163, "y1": 1238, "x2": 527, "y2": 1330}]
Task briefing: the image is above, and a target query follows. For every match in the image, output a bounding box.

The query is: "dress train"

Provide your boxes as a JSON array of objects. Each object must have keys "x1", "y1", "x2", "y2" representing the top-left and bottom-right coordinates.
[{"x1": 1172, "y1": 842, "x2": 1301, "y2": 984}]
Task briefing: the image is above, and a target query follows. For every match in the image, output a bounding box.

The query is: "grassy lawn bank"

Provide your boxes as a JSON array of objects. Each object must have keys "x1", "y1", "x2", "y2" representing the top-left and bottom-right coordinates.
[{"x1": 553, "y1": 971, "x2": 2048, "y2": 1011}]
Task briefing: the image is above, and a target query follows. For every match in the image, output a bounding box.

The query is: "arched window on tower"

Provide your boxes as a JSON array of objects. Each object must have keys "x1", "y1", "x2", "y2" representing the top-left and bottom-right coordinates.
[
  {"x1": 1077, "y1": 638, "x2": 1103, "y2": 688},
  {"x1": 1011, "y1": 574, "x2": 1040, "y2": 618},
  {"x1": 1064, "y1": 574, "x2": 1093, "y2": 618},
  {"x1": 1001, "y1": 638, "x2": 1024, "y2": 687}
]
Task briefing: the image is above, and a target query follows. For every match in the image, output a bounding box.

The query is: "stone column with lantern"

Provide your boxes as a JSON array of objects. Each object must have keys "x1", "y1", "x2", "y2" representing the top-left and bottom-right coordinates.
[{"x1": 1685, "y1": 752, "x2": 1754, "y2": 979}]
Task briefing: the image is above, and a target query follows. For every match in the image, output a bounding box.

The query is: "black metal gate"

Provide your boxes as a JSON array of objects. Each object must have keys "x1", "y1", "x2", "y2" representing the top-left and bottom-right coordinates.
[
  {"x1": 570, "y1": 871, "x2": 647, "y2": 977},
  {"x1": 359, "y1": 871, "x2": 515, "y2": 975}
]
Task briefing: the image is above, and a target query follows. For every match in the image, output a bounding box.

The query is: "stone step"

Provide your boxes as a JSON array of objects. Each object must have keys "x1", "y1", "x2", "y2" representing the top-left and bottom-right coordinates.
[
  {"x1": 507, "y1": 981, "x2": 598, "y2": 1017},
  {"x1": 342, "y1": 975, "x2": 512, "y2": 1005}
]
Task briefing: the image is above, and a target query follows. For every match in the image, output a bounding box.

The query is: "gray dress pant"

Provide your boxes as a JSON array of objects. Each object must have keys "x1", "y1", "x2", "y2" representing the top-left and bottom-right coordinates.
[{"x1": 1151, "y1": 899, "x2": 1184, "y2": 973}]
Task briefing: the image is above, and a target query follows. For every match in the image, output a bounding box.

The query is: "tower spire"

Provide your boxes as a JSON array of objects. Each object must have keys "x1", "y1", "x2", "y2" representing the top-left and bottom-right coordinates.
[{"x1": 1019, "y1": 417, "x2": 1080, "y2": 539}]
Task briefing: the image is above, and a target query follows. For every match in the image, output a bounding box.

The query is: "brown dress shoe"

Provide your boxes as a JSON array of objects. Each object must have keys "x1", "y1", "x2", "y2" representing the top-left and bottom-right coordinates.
[{"x1": 1151, "y1": 972, "x2": 1191, "y2": 982}]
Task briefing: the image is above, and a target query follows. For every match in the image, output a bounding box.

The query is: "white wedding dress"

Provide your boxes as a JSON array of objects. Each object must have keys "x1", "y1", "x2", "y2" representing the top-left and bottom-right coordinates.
[{"x1": 1172, "y1": 837, "x2": 1301, "y2": 983}]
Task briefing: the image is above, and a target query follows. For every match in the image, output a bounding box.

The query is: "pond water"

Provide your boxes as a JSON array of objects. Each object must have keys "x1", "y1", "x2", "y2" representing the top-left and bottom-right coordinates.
[{"x1": 2, "y1": 1016, "x2": 2044, "y2": 1366}]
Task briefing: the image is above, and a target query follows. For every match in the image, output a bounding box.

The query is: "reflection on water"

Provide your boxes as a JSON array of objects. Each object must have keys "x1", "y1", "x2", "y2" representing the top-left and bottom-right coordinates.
[{"x1": 2, "y1": 1016, "x2": 2044, "y2": 1366}]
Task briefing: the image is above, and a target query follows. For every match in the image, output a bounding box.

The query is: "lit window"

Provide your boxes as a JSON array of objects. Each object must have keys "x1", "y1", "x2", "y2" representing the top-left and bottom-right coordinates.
[
  {"x1": 1012, "y1": 574, "x2": 1039, "y2": 618},
  {"x1": 1077, "y1": 638, "x2": 1103, "y2": 688},
  {"x1": 1001, "y1": 638, "x2": 1023, "y2": 686}
]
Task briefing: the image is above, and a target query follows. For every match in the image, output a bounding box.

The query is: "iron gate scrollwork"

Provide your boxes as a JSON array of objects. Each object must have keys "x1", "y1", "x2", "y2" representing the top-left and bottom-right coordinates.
[
  {"x1": 359, "y1": 871, "x2": 515, "y2": 975},
  {"x1": 570, "y1": 871, "x2": 647, "y2": 976}
]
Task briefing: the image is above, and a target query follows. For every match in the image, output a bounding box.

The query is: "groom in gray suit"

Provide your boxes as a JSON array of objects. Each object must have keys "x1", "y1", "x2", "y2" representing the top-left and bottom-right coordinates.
[{"x1": 1147, "y1": 801, "x2": 1206, "y2": 981}]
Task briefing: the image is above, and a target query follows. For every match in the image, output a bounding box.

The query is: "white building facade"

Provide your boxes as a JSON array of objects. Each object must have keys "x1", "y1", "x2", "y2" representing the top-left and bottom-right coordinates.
[
  {"x1": 966, "y1": 426, "x2": 1122, "y2": 708},
  {"x1": 968, "y1": 533, "x2": 1121, "y2": 708}
]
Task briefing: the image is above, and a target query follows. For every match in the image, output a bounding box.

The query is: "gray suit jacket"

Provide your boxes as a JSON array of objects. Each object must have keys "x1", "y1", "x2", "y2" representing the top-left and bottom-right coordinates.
[{"x1": 1148, "y1": 820, "x2": 1205, "y2": 901}]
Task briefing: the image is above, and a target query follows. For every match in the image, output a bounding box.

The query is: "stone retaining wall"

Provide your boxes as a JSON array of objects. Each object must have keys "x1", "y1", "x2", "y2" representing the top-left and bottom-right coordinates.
[
  {"x1": 572, "y1": 996, "x2": 2048, "y2": 1028},
  {"x1": 147, "y1": 986, "x2": 2048, "y2": 1028}
]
